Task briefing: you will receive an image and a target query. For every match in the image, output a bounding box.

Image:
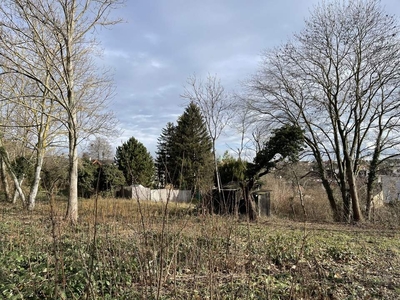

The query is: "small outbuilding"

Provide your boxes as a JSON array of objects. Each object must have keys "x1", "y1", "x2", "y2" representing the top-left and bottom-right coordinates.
[
  {"x1": 253, "y1": 189, "x2": 272, "y2": 217},
  {"x1": 212, "y1": 185, "x2": 272, "y2": 217},
  {"x1": 212, "y1": 188, "x2": 242, "y2": 216}
]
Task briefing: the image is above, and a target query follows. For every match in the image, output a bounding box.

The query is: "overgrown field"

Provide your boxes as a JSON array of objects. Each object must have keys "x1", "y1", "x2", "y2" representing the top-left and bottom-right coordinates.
[{"x1": 0, "y1": 198, "x2": 399, "y2": 299}]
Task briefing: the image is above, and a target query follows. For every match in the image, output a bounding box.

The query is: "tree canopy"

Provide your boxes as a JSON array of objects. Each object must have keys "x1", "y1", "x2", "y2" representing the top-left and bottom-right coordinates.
[
  {"x1": 250, "y1": 124, "x2": 305, "y2": 178},
  {"x1": 238, "y1": 124, "x2": 305, "y2": 221},
  {"x1": 217, "y1": 151, "x2": 247, "y2": 186},
  {"x1": 115, "y1": 137, "x2": 155, "y2": 187},
  {"x1": 78, "y1": 158, "x2": 125, "y2": 198}
]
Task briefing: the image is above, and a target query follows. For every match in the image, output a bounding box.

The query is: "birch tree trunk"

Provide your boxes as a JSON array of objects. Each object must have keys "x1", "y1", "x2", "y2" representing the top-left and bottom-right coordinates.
[
  {"x1": 12, "y1": 178, "x2": 25, "y2": 205},
  {"x1": 0, "y1": 157, "x2": 11, "y2": 202},
  {"x1": 66, "y1": 121, "x2": 79, "y2": 223},
  {"x1": 28, "y1": 150, "x2": 44, "y2": 210}
]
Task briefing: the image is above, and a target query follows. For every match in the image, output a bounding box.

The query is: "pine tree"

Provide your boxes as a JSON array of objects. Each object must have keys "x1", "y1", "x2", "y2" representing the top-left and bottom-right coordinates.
[
  {"x1": 115, "y1": 137, "x2": 155, "y2": 187},
  {"x1": 155, "y1": 122, "x2": 176, "y2": 188},
  {"x1": 172, "y1": 102, "x2": 214, "y2": 191}
]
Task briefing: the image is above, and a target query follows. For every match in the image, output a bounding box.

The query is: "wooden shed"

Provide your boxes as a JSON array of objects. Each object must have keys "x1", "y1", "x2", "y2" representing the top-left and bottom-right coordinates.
[
  {"x1": 253, "y1": 189, "x2": 272, "y2": 217},
  {"x1": 212, "y1": 188, "x2": 242, "y2": 215}
]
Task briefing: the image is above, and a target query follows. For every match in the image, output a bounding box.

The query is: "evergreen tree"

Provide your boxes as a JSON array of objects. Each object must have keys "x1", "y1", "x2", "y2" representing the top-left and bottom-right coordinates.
[
  {"x1": 155, "y1": 122, "x2": 175, "y2": 188},
  {"x1": 250, "y1": 124, "x2": 305, "y2": 177},
  {"x1": 98, "y1": 164, "x2": 126, "y2": 194},
  {"x1": 77, "y1": 159, "x2": 125, "y2": 198},
  {"x1": 172, "y1": 102, "x2": 214, "y2": 191},
  {"x1": 218, "y1": 151, "x2": 246, "y2": 186},
  {"x1": 78, "y1": 158, "x2": 97, "y2": 198},
  {"x1": 115, "y1": 137, "x2": 155, "y2": 187}
]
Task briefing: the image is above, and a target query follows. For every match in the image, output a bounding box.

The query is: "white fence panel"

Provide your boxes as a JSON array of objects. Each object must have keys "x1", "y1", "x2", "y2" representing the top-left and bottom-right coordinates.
[
  {"x1": 150, "y1": 189, "x2": 191, "y2": 202},
  {"x1": 131, "y1": 185, "x2": 151, "y2": 201},
  {"x1": 119, "y1": 186, "x2": 192, "y2": 203}
]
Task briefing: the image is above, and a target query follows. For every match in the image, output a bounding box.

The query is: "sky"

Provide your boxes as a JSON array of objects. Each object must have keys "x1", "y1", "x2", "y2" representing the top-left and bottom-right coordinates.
[{"x1": 95, "y1": 0, "x2": 400, "y2": 158}]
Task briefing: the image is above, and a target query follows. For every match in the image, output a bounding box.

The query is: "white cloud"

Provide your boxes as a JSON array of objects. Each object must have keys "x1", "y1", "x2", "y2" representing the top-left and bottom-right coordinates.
[
  {"x1": 143, "y1": 33, "x2": 161, "y2": 45},
  {"x1": 99, "y1": 0, "x2": 400, "y2": 159},
  {"x1": 150, "y1": 60, "x2": 165, "y2": 69},
  {"x1": 104, "y1": 49, "x2": 130, "y2": 59}
]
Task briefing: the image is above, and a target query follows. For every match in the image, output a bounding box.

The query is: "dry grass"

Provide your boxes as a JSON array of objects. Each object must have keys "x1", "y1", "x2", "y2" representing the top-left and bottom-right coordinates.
[
  {"x1": 262, "y1": 174, "x2": 335, "y2": 222},
  {"x1": 0, "y1": 197, "x2": 400, "y2": 299}
]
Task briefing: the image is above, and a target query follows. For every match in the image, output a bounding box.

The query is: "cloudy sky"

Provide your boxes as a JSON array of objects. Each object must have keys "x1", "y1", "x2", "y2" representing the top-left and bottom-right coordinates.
[{"x1": 96, "y1": 0, "x2": 400, "y2": 158}]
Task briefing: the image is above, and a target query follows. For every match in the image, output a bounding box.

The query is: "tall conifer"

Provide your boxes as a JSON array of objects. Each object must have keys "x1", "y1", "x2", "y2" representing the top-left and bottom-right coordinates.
[
  {"x1": 172, "y1": 102, "x2": 214, "y2": 191},
  {"x1": 155, "y1": 122, "x2": 176, "y2": 187}
]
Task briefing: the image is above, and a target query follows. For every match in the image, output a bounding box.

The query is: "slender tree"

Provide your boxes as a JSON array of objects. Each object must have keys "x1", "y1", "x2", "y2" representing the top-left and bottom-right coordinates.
[{"x1": 1, "y1": 74, "x2": 62, "y2": 210}]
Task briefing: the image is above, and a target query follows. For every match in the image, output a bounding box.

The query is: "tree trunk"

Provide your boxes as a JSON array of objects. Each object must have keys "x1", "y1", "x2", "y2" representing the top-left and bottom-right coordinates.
[
  {"x1": 65, "y1": 4, "x2": 78, "y2": 224},
  {"x1": 320, "y1": 177, "x2": 341, "y2": 222},
  {"x1": 212, "y1": 141, "x2": 222, "y2": 216},
  {"x1": 365, "y1": 177, "x2": 374, "y2": 220},
  {"x1": 292, "y1": 170, "x2": 307, "y2": 221},
  {"x1": 66, "y1": 126, "x2": 79, "y2": 224},
  {"x1": 341, "y1": 185, "x2": 351, "y2": 223},
  {"x1": 346, "y1": 168, "x2": 363, "y2": 222},
  {"x1": 365, "y1": 147, "x2": 380, "y2": 220},
  {"x1": 28, "y1": 150, "x2": 45, "y2": 210},
  {"x1": 12, "y1": 177, "x2": 25, "y2": 205},
  {"x1": 0, "y1": 157, "x2": 11, "y2": 202},
  {"x1": 241, "y1": 180, "x2": 258, "y2": 222},
  {"x1": 313, "y1": 153, "x2": 341, "y2": 221},
  {"x1": 335, "y1": 162, "x2": 351, "y2": 222},
  {"x1": 0, "y1": 145, "x2": 26, "y2": 205}
]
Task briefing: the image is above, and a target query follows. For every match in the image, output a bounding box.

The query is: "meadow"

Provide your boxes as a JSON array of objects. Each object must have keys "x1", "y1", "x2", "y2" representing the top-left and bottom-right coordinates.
[{"x1": 0, "y1": 196, "x2": 399, "y2": 300}]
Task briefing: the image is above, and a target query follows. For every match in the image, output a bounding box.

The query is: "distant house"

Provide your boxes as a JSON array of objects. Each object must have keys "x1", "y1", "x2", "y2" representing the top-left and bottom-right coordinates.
[
  {"x1": 380, "y1": 175, "x2": 400, "y2": 203},
  {"x1": 373, "y1": 175, "x2": 400, "y2": 206}
]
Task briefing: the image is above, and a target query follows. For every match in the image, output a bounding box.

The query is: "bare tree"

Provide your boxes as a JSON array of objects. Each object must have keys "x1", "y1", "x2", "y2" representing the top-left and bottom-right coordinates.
[
  {"x1": 182, "y1": 74, "x2": 233, "y2": 194},
  {"x1": 85, "y1": 136, "x2": 114, "y2": 161},
  {"x1": 231, "y1": 106, "x2": 252, "y2": 160},
  {"x1": 230, "y1": 93, "x2": 271, "y2": 160},
  {"x1": 247, "y1": 0, "x2": 400, "y2": 222},
  {"x1": 0, "y1": 77, "x2": 35, "y2": 205},
  {"x1": 0, "y1": 0, "x2": 122, "y2": 223},
  {"x1": 0, "y1": 67, "x2": 64, "y2": 210}
]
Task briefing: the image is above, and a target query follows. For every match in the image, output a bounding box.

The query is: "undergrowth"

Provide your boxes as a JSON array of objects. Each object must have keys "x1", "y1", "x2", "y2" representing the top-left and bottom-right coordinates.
[{"x1": 0, "y1": 198, "x2": 399, "y2": 299}]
